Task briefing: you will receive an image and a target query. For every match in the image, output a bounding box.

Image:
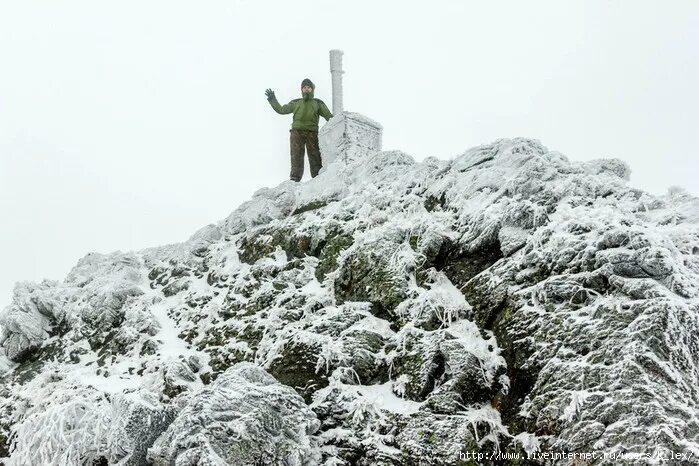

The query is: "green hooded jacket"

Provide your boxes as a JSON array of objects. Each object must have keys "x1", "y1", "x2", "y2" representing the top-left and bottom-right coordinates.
[{"x1": 268, "y1": 89, "x2": 333, "y2": 132}]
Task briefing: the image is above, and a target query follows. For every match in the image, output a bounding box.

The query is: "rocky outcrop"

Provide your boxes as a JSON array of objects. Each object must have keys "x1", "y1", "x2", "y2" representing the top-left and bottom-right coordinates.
[{"x1": 1, "y1": 135, "x2": 698, "y2": 465}]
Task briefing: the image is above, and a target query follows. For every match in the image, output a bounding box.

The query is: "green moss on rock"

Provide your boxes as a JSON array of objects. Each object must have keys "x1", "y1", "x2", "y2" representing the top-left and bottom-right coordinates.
[
  {"x1": 268, "y1": 341, "x2": 330, "y2": 403},
  {"x1": 0, "y1": 422, "x2": 9, "y2": 458},
  {"x1": 206, "y1": 345, "x2": 251, "y2": 374},
  {"x1": 423, "y1": 192, "x2": 446, "y2": 212},
  {"x1": 489, "y1": 301, "x2": 541, "y2": 435},
  {"x1": 342, "y1": 329, "x2": 389, "y2": 384},
  {"x1": 315, "y1": 232, "x2": 354, "y2": 282},
  {"x1": 238, "y1": 233, "x2": 277, "y2": 264},
  {"x1": 334, "y1": 250, "x2": 406, "y2": 325},
  {"x1": 238, "y1": 227, "x2": 317, "y2": 265},
  {"x1": 291, "y1": 200, "x2": 329, "y2": 215}
]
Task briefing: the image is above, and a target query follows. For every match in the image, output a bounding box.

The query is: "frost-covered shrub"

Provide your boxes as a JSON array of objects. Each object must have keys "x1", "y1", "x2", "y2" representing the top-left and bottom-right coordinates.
[{"x1": 8, "y1": 371, "x2": 112, "y2": 466}]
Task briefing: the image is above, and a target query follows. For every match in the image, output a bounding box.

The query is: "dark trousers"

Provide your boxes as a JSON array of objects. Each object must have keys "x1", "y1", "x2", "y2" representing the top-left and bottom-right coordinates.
[{"x1": 290, "y1": 129, "x2": 322, "y2": 182}]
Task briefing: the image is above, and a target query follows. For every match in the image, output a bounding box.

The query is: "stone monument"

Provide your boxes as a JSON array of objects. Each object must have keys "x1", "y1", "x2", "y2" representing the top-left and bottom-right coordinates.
[{"x1": 319, "y1": 49, "x2": 383, "y2": 166}]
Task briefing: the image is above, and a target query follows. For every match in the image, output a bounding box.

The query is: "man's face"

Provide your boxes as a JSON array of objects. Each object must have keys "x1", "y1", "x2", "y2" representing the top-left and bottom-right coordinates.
[{"x1": 302, "y1": 85, "x2": 313, "y2": 94}]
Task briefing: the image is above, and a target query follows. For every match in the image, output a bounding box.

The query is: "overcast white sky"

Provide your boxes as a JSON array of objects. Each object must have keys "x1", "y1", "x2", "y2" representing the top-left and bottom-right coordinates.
[{"x1": 1, "y1": 1, "x2": 697, "y2": 306}]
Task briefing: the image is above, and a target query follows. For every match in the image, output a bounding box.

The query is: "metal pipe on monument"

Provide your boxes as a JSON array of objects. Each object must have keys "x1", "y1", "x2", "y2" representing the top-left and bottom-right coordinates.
[{"x1": 329, "y1": 49, "x2": 344, "y2": 115}]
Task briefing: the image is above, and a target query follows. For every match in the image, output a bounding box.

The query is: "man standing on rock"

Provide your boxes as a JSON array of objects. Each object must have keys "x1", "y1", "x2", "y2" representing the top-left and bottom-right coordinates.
[{"x1": 265, "y1": 78, "x2": 333, "y2": 182}]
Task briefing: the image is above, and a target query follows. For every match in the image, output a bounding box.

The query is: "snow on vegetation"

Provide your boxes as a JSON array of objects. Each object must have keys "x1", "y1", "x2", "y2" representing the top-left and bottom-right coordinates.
[{"x1": 0, "y1": 127, "x2": 698, "y2": 465}]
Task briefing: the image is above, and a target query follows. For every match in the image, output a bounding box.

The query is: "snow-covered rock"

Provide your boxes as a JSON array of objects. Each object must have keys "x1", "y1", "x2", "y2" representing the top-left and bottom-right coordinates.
[
  {"x1": 1, "y1": 127, "x2": 698, "y2": 465},
  {"x1": 147, "y1": 362, "x2": 320, "y2": 465}
]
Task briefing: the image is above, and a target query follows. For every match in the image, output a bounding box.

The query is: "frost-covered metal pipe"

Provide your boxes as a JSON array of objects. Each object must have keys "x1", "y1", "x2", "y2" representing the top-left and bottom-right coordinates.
[{"x1": 329, "y1": 49, "x2": 344, "y2": 115}]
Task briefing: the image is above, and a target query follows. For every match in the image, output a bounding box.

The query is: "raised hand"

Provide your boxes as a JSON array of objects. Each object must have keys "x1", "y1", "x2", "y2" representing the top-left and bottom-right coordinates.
[{"x1": 265, "y1": 88, "x2": 276, "y2": 100}]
